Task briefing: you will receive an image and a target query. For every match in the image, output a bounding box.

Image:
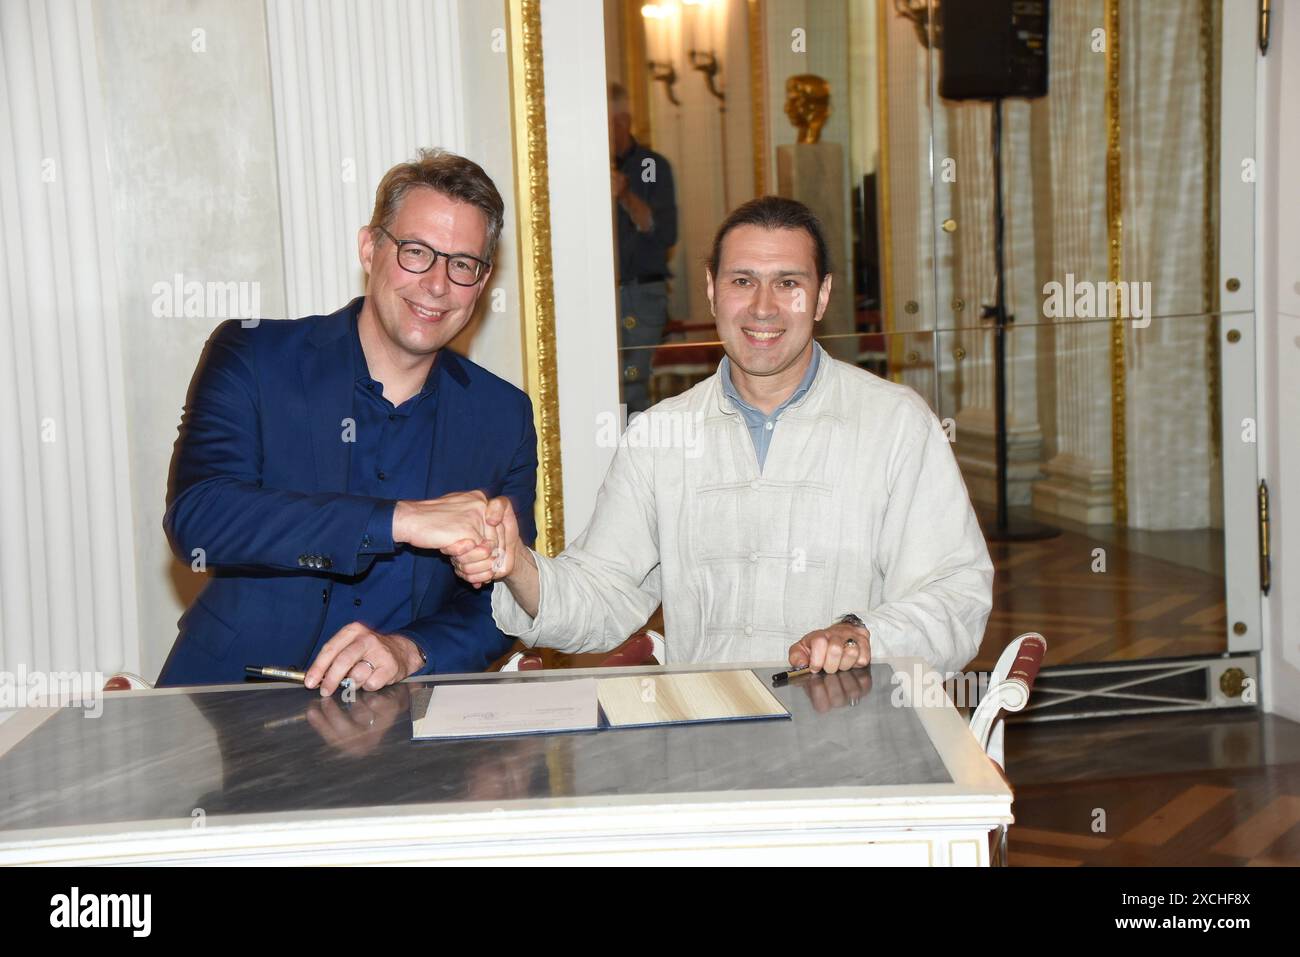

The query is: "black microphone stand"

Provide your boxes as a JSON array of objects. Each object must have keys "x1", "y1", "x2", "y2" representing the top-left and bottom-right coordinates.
[{"x1": 981, "y1": 97, "x2": 1059, "y2": 542}]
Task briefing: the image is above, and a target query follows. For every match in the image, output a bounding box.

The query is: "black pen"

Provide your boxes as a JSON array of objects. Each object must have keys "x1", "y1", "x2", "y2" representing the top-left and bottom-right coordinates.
[
  {"x1": 245, "y1": 665, "x2": 353, "y2": 691},
  {"x1": 771, "y1": 667, "x2": 812, "y2": 686}
]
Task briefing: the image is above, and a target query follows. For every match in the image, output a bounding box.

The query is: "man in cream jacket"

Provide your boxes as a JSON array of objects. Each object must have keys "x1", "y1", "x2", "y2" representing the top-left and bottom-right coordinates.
[{"x1": 450, "y1": 197, "x2": 993, "y2": 676}]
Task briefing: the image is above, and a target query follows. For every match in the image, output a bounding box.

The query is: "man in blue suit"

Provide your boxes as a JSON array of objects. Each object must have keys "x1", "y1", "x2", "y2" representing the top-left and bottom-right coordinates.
[{"x1": 158, "y1": 149, "x2": 536, "y2": 692}]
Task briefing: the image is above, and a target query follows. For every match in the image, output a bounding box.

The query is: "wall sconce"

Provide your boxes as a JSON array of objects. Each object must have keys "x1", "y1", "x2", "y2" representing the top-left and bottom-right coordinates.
[
  {"x1": 648, "y1": 60, "x2": 681, "y2": 106},
  {"x1": 893, "y1": 0, "x2": 941, "y2": 48},
  {"x1": 688, "y1": 49, "x2": 724, "y2": 102}
]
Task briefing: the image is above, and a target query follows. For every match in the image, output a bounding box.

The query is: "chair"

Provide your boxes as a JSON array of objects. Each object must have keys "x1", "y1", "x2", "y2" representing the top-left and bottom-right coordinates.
[
  {"x1": 499, "y1": 630, "x2": 665, "y2": 672},
  {"x1": 103, "y1": 672, "x2": 153, "y2": 691},
  {"x1": 968, "y1": 632, "x2": 1047, "y2": 866},
  {"x1": 649, "y1": 320, "x2": 720, "y2": 405}
]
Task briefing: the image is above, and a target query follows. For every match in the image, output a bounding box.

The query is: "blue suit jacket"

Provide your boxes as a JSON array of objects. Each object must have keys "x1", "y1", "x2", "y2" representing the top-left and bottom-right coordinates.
[{"x1": 157, "y1": 298, "x2": 537, "y2": 686}]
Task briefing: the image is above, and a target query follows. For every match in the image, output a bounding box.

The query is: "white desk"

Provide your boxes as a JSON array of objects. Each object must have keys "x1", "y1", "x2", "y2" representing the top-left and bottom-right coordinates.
[{"x1": 0, "y1": 658, "x2": 1011, "y2": 865}]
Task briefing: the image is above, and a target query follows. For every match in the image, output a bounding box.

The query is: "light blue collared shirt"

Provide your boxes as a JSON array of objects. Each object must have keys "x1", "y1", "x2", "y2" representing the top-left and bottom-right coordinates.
[{"x1": 720, "y1": 343, "x2": 822, "y2": 471}]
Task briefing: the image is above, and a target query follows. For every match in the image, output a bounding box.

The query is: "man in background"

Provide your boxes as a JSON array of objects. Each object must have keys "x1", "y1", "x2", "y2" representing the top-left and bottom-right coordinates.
[{"x1": 610, "y1": 82, "x2": 678, "y2": 416}]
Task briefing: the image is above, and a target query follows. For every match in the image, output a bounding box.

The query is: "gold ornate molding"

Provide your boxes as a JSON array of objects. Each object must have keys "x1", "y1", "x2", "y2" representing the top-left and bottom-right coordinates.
[
  {"x1": 876, "y1": 0, "x2": 900, "y2": 379},
  {"x1": 1201, "y1": 0, "x2": 1222, "y2": 457},
  {"x1": 1105, "y1": 0, "x2": 1126, "y2": 526},
  {"x1": 507, "y1": 0, "x2": 564, "y2": 555},
  {"x1": 747, "y1": 0, "x2": 767, "y2": 195}
]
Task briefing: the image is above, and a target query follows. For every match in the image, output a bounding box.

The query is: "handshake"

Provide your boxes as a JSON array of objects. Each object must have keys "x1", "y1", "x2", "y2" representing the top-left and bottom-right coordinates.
[{"x1": 393, "y1": 491, "x2": 525, "y2": 589}]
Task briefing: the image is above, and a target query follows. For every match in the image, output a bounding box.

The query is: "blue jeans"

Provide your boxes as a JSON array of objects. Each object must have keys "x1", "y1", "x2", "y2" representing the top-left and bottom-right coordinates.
[{"x1": 618, "y1": 280, "x2": 669, "y2": 415}]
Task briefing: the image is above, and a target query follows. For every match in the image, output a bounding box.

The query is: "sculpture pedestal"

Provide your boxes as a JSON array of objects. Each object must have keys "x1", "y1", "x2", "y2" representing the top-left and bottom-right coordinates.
[
  {"x1": 776, "y1": 143, "x2": 855, "y2": 362},
  {"x1": 1032, "y1": 452, "x2": 1115, "y2": 526},
  {"x1": 953, "y1": 406, "x2": 1045, "y2": 508}
]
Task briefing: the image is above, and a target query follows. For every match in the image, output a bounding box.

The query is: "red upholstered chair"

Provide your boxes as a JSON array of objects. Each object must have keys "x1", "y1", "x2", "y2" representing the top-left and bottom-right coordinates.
[
  {"x1": 103, "y1": 672, "x2": 153, "y2": 691},
  {"x1": 499, "y1": 630, "x2": 665, "y2": 672},
  {"x1": 968, "y1": 632, "x2": 1047, "y2": 866}
]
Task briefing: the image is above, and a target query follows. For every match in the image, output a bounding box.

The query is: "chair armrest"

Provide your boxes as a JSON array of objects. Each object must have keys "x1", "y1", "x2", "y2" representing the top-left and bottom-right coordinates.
[{"x1": 1007, "y1": 634, "x2": 1047, "y2": 695}]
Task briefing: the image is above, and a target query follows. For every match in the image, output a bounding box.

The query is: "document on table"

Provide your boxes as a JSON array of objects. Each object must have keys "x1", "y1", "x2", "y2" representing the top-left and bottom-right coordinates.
[
  {"x1": 412, "y1": 678, "x2": 599, "y2": 740},
  {"x1": 596, "y1": 670, "x2": 789, "y2": 728},
  {"x1": 411, "y1": 671, "x2": 789, "y2": 740}
]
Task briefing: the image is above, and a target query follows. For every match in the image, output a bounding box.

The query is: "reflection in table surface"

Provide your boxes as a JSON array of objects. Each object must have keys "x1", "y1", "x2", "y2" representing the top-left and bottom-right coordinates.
[{"x1": 0, "y1": 662, "x2": 953, "y2": 834}]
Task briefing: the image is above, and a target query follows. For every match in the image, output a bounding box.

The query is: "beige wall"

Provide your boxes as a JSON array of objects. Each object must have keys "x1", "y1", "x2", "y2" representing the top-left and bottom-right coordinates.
[
  {"x1": 87, "y1": 0, "x2": 527, "y2": 678},
  {"x1": 94, "y1": 0, "x2": 288, "y2": 678}
]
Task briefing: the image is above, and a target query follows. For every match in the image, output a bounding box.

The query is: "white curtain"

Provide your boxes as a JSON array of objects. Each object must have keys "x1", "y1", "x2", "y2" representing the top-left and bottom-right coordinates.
[
  {"x1": 0, "y1": 0, "x2": 140, "y2": 676},
  {"x1": 1122, "y1": 0, "x2": 1220, "y2": 529},
  {"x1": 266, "y1": 0, "x2": 468, "y2": 319}
]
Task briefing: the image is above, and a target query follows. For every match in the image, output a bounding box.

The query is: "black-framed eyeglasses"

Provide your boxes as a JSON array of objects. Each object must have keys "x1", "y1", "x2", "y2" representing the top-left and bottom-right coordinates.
[{"x1": 374, "y1": 225, "x2": 489, "y2": 286}]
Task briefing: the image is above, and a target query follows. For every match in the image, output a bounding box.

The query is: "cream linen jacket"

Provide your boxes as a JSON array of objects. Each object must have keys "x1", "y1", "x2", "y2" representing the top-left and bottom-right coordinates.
[{"x1": 493, "y1": 347, "x2": 993, "y2": 674}]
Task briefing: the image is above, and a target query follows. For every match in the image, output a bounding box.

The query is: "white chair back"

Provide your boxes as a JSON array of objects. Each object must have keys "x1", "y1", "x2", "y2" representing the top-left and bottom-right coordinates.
[{"x1": 969, "y1": 633, "x2": 1047, "y2": 770}]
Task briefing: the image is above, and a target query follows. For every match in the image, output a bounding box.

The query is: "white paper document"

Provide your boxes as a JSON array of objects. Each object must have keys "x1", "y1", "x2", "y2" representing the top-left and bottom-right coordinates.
[{"x1": 412, "y1": 678, "x2": 600, "y2": 740}]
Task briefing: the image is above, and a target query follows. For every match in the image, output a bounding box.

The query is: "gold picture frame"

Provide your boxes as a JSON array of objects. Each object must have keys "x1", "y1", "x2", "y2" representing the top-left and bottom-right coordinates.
[{"x1": 506, "y1": 0, "x2": 565, "y2": 556}]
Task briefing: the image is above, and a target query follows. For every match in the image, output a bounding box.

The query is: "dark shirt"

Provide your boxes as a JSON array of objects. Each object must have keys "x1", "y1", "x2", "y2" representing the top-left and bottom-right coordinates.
[
  {"x1": 311, "y1": 314, "x2": 438, "y2": 654},
  {"x1": 615, "y1": 137, "x2": 678, "y2": 283}
]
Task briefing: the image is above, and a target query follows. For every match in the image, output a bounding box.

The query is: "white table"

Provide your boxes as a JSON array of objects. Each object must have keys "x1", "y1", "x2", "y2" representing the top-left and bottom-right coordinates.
[{"x1": 0, "y1": 658, "x2": 1011, "y2": 865}]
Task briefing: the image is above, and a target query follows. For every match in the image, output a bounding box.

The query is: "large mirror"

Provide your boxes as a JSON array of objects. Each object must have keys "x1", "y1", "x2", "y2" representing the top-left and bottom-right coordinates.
[
  {"x1": 601, "y1": 0, "x2": 1257, "y2": 696},
  {"x1": 604, "y1": 0, "x2": 884, "y2": 415}
]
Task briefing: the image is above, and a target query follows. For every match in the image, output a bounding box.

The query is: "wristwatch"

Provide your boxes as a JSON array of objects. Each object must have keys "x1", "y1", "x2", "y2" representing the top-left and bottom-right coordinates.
[{"x1": 836, "y1": 613, "x2": 870, "y2": 634}]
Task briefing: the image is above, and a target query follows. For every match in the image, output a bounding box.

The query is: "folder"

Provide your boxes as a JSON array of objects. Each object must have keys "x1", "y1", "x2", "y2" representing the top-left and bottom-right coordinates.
[{"x1": 411, "y1": 670, "x2": 789, "y2": 740}]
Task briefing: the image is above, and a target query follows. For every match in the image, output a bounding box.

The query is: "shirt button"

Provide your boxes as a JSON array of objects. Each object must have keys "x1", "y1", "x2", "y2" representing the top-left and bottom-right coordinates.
[
  {"x1": 744, "y1": 625, "x2": 754, "y2": 636},
  {"x1": 321, "y1": 588, "x2": 328, "y2": 604},
  {"x1": 361, "y1": 534, "x2": 371, "y2": 548},
  {"x1": 353, "y1": 598, "x2": 362, "y2": 607},
  {"x1": 749, "y1": 551, "x2": 759, "y2": 563},
  {"x1": 388, "y1": 414, "x2": 397, "y2": 421},
  {"x1": 377, "y1": 470, "x2": 387, "y2": 481},
  {"x1": 765, "y1": 421, "x2": 773, "y2": 431},
  {"x1": 750, "y1": 480, "x2": 761, "y2": 490}
]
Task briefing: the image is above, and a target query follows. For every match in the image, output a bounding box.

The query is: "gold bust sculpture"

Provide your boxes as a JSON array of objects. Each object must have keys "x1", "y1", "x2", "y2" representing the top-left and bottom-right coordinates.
[{"x1": 784, "y1": 74, "x2": 830, "y2": 144}]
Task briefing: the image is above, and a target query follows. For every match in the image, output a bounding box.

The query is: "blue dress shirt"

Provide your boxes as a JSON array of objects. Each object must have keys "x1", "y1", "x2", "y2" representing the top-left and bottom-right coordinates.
[
  {"x1": 720, "y1": 343, "x2": 822, "y2": 471},
  {"x1": 311, "y1": 315, "x2": 439, "y2": 655}
]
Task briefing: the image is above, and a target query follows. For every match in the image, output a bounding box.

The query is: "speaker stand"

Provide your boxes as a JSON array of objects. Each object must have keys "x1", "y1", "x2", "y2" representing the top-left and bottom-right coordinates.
[{"x1": 981, "y1": 98, "x2": 1059, "y2": 544}]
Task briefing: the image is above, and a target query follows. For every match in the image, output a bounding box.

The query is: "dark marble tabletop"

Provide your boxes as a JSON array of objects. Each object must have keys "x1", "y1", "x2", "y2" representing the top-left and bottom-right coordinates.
[{"x1": 0, "y1": 662, "x2": 953, "y2": 835}]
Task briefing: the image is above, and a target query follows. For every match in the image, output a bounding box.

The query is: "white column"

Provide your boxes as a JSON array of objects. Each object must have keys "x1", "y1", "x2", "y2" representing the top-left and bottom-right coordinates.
[
  {"x1": 1030, "y1": 0, "x2": 1114, "y2": 525},
  {"x1": 0, "y1": 0, "x2": 140, "y2": 675},
  {"x1": 540, "y1": 0, "x2": 621, "y2": 541}
]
